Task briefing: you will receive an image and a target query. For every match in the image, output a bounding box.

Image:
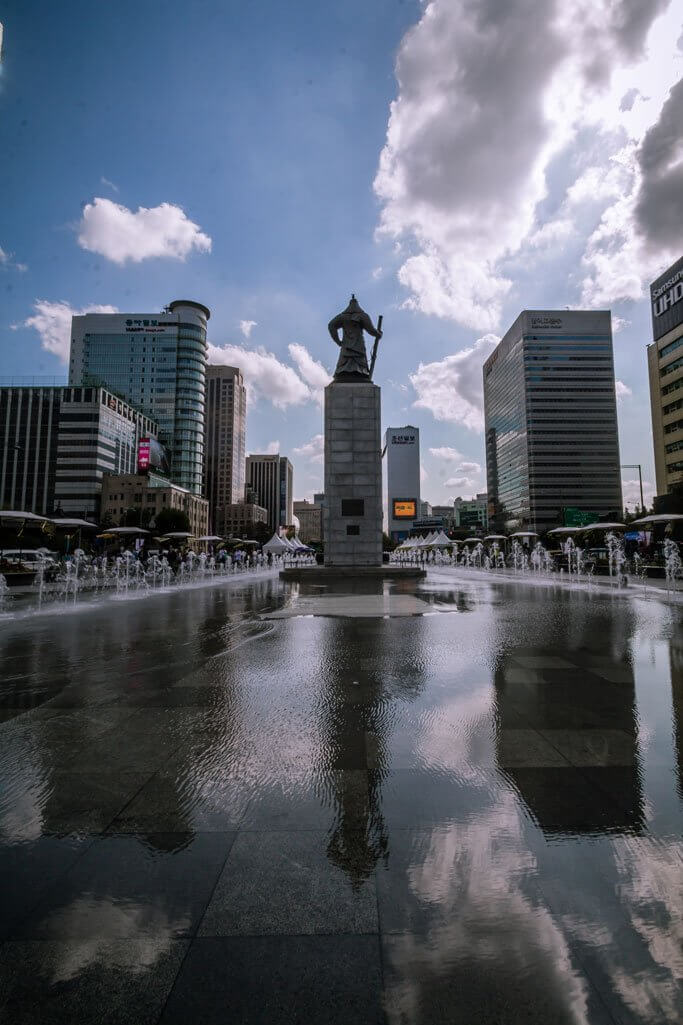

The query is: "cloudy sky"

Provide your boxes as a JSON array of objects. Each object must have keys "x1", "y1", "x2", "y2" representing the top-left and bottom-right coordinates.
[{"x1": 1, "y1": 0, "x2": 682, "y2": 508}]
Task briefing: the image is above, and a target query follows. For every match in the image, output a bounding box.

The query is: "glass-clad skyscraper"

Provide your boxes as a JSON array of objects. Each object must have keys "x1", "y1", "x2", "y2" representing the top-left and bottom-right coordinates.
[
  {"x1": 69, "y1": 300, "x2": 209, "y2": 495},
  {"x1": 483, "y1": 310, "x2": 622, "y2": 532}
]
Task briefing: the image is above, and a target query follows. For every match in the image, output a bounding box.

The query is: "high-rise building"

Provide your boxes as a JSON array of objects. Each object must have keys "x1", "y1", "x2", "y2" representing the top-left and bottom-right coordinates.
[
  {"x1": 483, "y1": 310, "x2": 622, "y2": 532},
  {"x1": 69, "y1": 300, "x2": 209, "y2": 495},
  {"x1": 384, "y1": 426, "x2": 420, "y2": 540},
  {"x1": 0, "y1": 385, "x2": 157, "y2": 519},
  {"x1": 203, "y1": 365, "x2": 246, "y2": 528},
  {"x1": 648, "y1": 256, "x2": 683, "y2": 498},
  {"x1": 246, "y1": 454, "x2": 293, "y2": 533}
]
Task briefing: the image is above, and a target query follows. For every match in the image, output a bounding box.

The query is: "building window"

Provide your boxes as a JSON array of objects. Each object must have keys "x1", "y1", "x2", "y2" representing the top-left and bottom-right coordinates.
[
  {"x1": 341, "y1": 499, "x2": 365, "y2": 517},
  {"x1": 346, "y1": 525, "x2": 360, "y2": 536}
]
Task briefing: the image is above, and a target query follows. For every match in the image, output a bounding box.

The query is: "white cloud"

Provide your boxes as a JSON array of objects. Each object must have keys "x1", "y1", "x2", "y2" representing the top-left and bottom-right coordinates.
[
  {"x1": 623, "y1": 477, "x2": 654, "y2": 509},
  {"x1": 429, "y1": 446, "x2": 463, "y2": 461},
  {"x1": 100, "y1": 176, "x2": 119, "y2": 193},
  {"x1": 77, "y1": 197, "x2": 212, "y2": 265},
  {"x1": 615, "y1": 379, "x2": 633, "y2": 400},
  {"x1": 458, "y1": 461, "x2": 482, "y2": 474},
  {"x1": 375, "y1": 0, "x2": 680, "y2": 327},
  {"x1": 288, "y1": 343, "x2": 331, "y2": 405},
  {"x1": 410, "y1": 334, "x2": 499, "y2": 431},
  {"x1": 265, "y1": 441, "x2": 280, "y2": 455},
  {"x1": 444, "y1": 476, "x2": 470, "y2": 489},
  {"x1": 0, "y1": 245, "x2": 27, "y2": 272},
  {"x1": 612, "y1": 315, "x2": 631, "y2": 332},
  {"x1": 18, "y1": 299, "x2": 118, "y2": 362},
  {"x1": 293, "y1": 434, "x2": 324, "y2": 464},
  {"x1": 239, "y1": 320, "x2": 257, "y2": 339},
  {"x1": 208, "y1": 342, "x2": 311, "y2": 410},
  {"x1": 372, "y1": 266, "x2": 383, "y2": 280}
]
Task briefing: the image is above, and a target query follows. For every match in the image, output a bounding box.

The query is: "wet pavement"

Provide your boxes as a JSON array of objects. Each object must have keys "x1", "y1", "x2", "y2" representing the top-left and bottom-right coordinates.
[{"x1": 0, "y1": 574, "x2": 682, "y2": 1023}]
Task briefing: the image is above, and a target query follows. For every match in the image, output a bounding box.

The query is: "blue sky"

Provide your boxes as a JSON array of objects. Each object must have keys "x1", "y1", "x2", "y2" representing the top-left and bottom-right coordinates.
[{"x1": 1, "y1": 0, "x2": 682, "y2": 507}]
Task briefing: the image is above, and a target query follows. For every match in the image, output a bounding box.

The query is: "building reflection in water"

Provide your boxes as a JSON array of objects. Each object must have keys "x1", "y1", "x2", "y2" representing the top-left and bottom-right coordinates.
[
  {"x1": 493, "y1": 627, "x2": 643, "y2": 837},
  {"x1": 670, "y1": 631, "x2": 683, "y2": 798}
]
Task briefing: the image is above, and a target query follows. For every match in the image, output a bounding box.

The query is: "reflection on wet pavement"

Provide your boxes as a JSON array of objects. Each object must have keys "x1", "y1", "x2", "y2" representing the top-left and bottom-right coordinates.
[{"x1": 0, "y1": 576, "x2": 682, "y2": 1022}]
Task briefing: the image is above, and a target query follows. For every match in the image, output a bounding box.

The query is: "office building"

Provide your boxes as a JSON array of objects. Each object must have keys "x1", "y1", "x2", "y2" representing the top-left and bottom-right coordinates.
[
  {"x1": 246, "y1": 454, "x2": 293, "y2": 533},
  {"x1": 203, "y1": 365, "x2": 246, "y2": 528},
  {"x1": 214, "y1": 502, "x2": 269, "y2": 538},
  {"x1": 483, "y1": 310, "x2": 622, "y2": 532},
  {"x1": 419, "y1": 500, "x2": 432, "y2": 518},
  {"x1": 384, "y1": 426, "x2": 420, "y2": 540},
  {"x1": 101, "y1": 472, "x2": 208, "y2": 537},
  {"x1": 454, "y1": 493, "x2": 488, "y2": 530},
  {"x1": 431, "y1": 504, "x2": 455, "y2": 530},
  {"x1": 293, "y1": 499, "x2": 323, "y2": 543},
  {"x1": 69, "y1": 300, "x2": 209, "y2": 495},
  {"x1": 0, "y1": 385, "x2": 157, "y2": 519},
  {"x1": 648, "y1": 255, "x2": 683, "y2": 498}
]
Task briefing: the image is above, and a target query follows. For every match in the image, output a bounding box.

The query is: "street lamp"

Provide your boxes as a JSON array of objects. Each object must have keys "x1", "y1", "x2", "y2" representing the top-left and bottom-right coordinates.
[{"x1": 621, "y1": 464, "x2": 644, "y2": 511}]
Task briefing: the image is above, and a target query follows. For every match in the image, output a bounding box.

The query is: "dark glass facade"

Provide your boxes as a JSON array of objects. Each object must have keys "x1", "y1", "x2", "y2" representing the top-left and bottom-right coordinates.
[{"x1": 484, "y1": 311, "x2": 622, "y2": 532}]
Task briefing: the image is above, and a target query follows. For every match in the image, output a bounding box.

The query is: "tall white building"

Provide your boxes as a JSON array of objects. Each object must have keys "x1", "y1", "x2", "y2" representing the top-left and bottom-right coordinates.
[
  {"x1": 69, "y1": 300, "x2": 209, "y2": 495},
  {"x1": 384, "y1": 426, "x2": 420, "y2": 540},
  {"x1": 483, "y1": 310, "x2": 622, "y2": 532},
  {"x1": 203, "y1": 365, "x2": 246, "y2": 528}
]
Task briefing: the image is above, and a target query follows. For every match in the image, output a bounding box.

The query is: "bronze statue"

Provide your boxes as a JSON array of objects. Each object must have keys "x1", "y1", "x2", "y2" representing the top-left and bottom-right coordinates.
[{"x1": 328, "y1": 295, "x2": 383, "y2": 381}]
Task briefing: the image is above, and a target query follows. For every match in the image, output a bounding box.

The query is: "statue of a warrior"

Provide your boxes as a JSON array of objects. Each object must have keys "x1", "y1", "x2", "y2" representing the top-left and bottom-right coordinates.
[{"x1": 328, "y1": 295, "x2": 383, "y2": 381}]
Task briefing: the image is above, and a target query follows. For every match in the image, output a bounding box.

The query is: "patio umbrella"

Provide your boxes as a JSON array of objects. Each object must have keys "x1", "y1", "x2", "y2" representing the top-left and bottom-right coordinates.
[
  {"x1": 484, "y1": 534, "x2": 507, "y2": 542},
  {"x1": 630, "y1": 514, "x2": 683, "y2": 525},
  {"x1": 510, "y1": 531, "x2": 538, "y2": 538},
  {"x1": 103, "y1": 526, "x2": 150, "y2": 536},
  {"x1": 51, "y1": 518, "x2": 99, "y2": 530},
  {"x1": 578, "y1": 523, "x2": 627, "y2": 532},
  {"x1": 160, "y1": 532, "x2": 195, "y2": 540},
  {"x1": 547, "y1": 527, "x2": 581, "y2": 535},
  {"x1": 196, "y1": 535, "x2": 224, "y2": 542}
]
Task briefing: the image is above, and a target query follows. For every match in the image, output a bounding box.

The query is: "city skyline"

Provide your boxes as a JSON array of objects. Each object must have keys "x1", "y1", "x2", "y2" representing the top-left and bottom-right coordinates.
[{"x1": 2, "y1": 2, "x2": 683, "y2": 508}]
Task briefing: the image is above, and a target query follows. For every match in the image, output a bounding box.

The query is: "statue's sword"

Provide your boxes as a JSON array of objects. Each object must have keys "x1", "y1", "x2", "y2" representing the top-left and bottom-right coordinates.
[{"x1": 369, "y1": 315, "x2": 383, "y2": 379}]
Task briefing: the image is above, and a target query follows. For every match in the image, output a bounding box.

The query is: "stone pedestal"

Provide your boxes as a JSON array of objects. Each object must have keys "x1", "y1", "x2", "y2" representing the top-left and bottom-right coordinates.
[{"x1": 324, "y1": 381, "x2": 382, "y2": 567}]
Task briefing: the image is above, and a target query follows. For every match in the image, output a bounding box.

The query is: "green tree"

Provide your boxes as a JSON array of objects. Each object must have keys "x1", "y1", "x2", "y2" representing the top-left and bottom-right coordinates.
[{"x1": 154, "y1": 507, "x2": 191, "y2": 534}]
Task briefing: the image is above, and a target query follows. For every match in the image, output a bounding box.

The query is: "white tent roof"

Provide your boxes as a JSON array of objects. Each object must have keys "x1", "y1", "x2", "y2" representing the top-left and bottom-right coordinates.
[
  {"x1": 432, "y1": 531, "x2": 453, "y2": 547},
  {"x1": 262, "y1": 533, "x2": 290, "y2": 553}
]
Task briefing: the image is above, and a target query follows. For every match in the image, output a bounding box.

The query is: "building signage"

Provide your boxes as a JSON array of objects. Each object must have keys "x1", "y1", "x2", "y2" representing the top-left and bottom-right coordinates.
[
  {"x1": 563, "y1": 507, "x2": 595, "y2": 527},
  {"x1": 137, "y1": 438, "x2": 151, "y2": 472},
  {"x1": 651, "y1": 256, "x2": 683, "y2": 341},
  {"x1": 125, "y1": 318, "x2": 169, "y2": 334},
  {"x1": 530, "y1": 316, "x2": 562, "y2": 329},
  {"x1": 391, "y1": 433, "x2": 416, "y2": 445},
  {"x1": 393, "y1": 499, "x2": 417, "y2": 518},
  {"x1": 652, "y1": 276, "x2": 683, "y2": 318}
]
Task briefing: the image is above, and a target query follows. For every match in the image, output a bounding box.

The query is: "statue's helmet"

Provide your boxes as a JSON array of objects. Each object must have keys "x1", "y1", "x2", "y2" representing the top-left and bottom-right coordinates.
[{"x1": 343, "y1": 294, "x2": 362, "y2": 314}]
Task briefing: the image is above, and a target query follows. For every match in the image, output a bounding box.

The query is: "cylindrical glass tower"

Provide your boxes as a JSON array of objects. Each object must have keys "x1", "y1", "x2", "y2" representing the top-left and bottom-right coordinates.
[{"x1": 168, "y1": 300, "x2": 209, "y2": 495}]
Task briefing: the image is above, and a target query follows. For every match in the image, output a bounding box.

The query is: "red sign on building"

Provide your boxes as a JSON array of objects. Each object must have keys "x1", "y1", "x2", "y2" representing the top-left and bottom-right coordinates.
[{"x1": 137, "y1": 438, "x2": 151, "y2": 472}]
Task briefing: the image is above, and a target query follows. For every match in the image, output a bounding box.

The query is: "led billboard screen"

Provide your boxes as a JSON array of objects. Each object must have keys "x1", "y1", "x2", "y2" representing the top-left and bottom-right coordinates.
[{"x1": 393, "y1": 499, "x2": 417, "y2": 518}]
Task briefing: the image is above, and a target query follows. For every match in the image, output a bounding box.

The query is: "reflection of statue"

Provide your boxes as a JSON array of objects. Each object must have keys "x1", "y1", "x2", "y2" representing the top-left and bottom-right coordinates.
[{"x1": 328, "y1": 295, "x2": 382, "y2": 381}]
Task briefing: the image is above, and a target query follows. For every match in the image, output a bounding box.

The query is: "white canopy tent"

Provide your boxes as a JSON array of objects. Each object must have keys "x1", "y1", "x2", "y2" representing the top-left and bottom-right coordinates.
[
  {"x1": 262, "y1": 533, "x2": 290, "y2": 554},
  {"x1": 431, "y1": 531, "x2": 454, "y2": 548}
]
